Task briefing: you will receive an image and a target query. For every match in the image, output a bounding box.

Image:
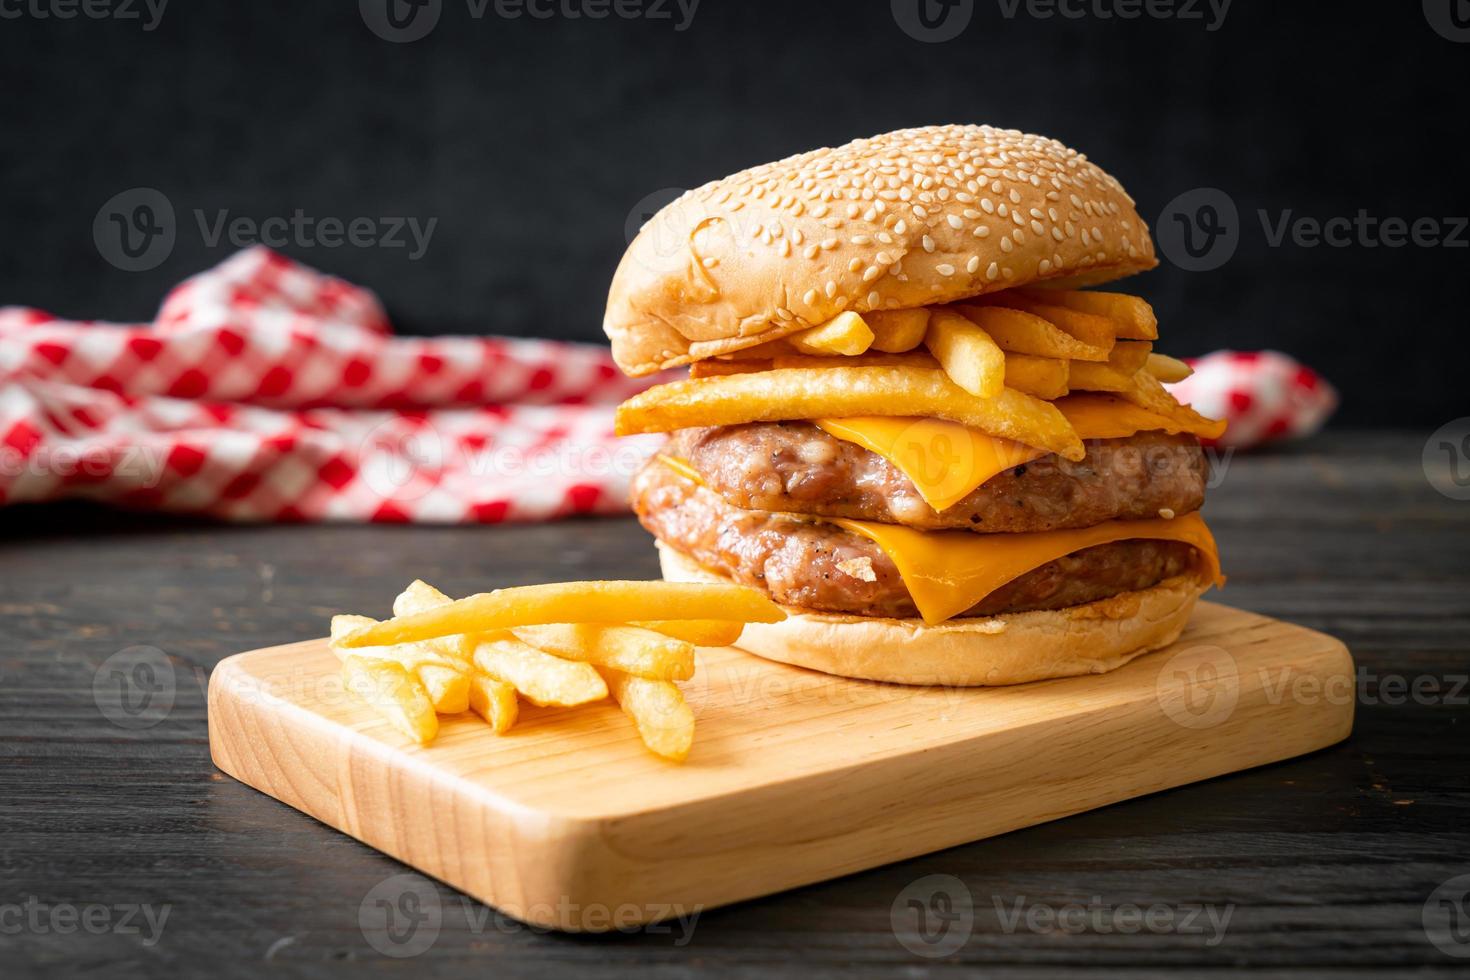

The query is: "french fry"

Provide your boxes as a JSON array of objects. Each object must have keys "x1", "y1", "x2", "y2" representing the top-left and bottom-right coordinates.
[
  {"x1": 330, "y1": 615, "x2": 462, "y2": 672},
  {"x1": 923, "y1": 309, "x2": 1006, "y2": 398},
  {"x1": 598, "y1": 668, "x2": 695, "y2": 762},
  {"x1": 691, "y1": 350, "x2": 938, "y2": 378},
  {"x1": 341, "y1": 655, "x2": 439, "y2": 745},
  {"x1": 338, "y1": 581, "x2": 785, "y2": 649},
  {"x1": 1108, "y1": 340, "x2": 1154, "y2": 376},
  {"x1": 392, "y1": 580, "x2": 474, "y2": 664},
  {"x1": 1067, "y1": 359, "x2": 1136, "y2": 392},
  {"x1": 716, "y1": 339, "x2": 790, "y2": 361},
  {"x1": 951, "y1": 305, "x2": 1112, "y2": 361},
  {"x1": 690, "y1": 359, "x2": 764, "y2": 379},
  {"x1": 512, "y1": 624, "x2": 696, "y2": 682},
  {"x1": 633, "y1": 620, "x2": 745, "y2": 647},
  {"x1": 1017, "y1": 288, "x2": 1158, "y2": 341},
  {"x1": 614, "y1": 367, "x2": 1085, "y2": 461},
  {"x1": 1117, "y1": 370, "x2": 1227, "y2": 439},
  {"x1": 866, "y1": 308, "x2": 931, "y2": 352},
  {"x1": 1003, "y1": 353, "x2": 1070, "y2": 400},
  {"x1": 330, "y1": 622, "x2": 465, "y2": 714},
  {"x1": 416, "y1": 664, "x2": 471, "y2": 714},
  {"x1": 467, "y1": 673, "x2": 518, "y2": 733},
  {"x1": 976, "y1": 293, "x2": 1116, "y2": 350},
  {"x1": 472, "y1": 636, "x2": 609, "y2": 707},
  {"x1": 785, "y1": 311, "x2": 874, "y2": 356},
  {"x1": 1146, "y1": 352, "x2": 1193, "y2": 383}
]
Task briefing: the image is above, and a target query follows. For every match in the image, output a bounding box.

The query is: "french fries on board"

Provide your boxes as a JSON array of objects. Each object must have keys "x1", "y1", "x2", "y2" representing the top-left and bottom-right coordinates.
[{"x1": 332, "y1": 579, "x2": 785, "y2": 761}]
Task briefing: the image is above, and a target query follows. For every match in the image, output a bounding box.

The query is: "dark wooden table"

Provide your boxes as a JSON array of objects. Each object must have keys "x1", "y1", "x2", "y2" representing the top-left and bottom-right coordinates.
[{"x1": 4, "y1": 431, "x2": 1469, "y2": 977}]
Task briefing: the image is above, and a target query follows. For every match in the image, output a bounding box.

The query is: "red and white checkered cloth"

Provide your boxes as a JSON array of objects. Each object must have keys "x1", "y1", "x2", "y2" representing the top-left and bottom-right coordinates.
[
  {"x1": 1169, "y1": 350, "x2": 1338, "y2": 449},
  {"x1": 0, "y1": 247, "x2": 667, "y2": 523}
]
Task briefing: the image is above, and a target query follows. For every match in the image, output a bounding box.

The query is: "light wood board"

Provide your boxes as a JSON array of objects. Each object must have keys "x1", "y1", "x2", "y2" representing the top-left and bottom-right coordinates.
[{"x1": 208, "y1": 601, "x2": 1353, "y2": 931}]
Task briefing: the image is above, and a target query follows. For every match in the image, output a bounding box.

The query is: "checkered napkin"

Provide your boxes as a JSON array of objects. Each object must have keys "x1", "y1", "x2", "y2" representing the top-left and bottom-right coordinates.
[
  {"x1": 0, "y1": 247, "x2": 666, "y2": 523},
  {"x1": 1169, "y1": 350, "x2": 1338, "y2": 449}
]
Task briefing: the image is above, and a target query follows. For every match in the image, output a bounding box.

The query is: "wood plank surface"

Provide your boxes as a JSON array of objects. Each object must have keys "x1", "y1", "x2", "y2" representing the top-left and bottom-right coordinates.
[{"x1": 3, "y1": 431, "x2": 1469, "y2": 976}]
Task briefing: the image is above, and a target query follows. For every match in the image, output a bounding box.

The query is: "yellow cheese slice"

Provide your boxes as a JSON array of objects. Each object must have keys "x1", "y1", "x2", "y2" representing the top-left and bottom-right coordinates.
[
  {"x1": 815, "y1": 393, "x2": 1220, "y2": 513},
  {"x1": 832, "y1": 511, "x2": 1224, "y2": 625}
]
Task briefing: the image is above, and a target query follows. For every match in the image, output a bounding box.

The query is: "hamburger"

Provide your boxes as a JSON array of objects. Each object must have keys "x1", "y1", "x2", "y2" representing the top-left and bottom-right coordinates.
[{"x1": 604, "y1": 125, "x2": 1225, "y2": 686}]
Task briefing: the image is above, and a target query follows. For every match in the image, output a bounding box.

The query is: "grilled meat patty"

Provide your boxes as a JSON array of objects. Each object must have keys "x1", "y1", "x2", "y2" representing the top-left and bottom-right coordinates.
[
  {"x1": 632, "y1": 459, "x2": 1199, "y2": 619},
  {"x1": 664, "y1": 424, "x2": 1206, "y2": 532}
]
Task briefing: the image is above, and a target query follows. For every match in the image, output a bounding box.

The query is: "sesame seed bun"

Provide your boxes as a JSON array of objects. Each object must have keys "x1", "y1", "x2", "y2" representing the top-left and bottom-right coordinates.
[
  {"x1": 606, "y1": 124, "x2": 1158, "y2": 376},
  {"x1": 657, "y1": 542, "x2": 1209, "y2": 687}
]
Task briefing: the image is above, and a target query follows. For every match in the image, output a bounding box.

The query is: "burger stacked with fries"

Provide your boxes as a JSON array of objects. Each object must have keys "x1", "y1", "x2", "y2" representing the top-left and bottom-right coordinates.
[
  {"x1": 331, "y1": 579, "x2": 784, "y2": 760},
  {"x1": 606, "y1": 124, "x2": 1227, "y2": 686}
]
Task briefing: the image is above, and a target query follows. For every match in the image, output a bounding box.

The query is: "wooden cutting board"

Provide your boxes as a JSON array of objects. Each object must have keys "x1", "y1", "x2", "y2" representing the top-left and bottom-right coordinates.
[{"x1": 208, "y1": 601, "x2": 1353, "y2": 931}]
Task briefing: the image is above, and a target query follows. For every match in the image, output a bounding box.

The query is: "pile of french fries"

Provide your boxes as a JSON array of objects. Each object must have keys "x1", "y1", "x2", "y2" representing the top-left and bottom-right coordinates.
[
  {"x1": 616, "y1": 288, "x2": 1218, "y2": 457},
  {"x1": 329, "y1": 580, "x2": 785, "y2": 761}
]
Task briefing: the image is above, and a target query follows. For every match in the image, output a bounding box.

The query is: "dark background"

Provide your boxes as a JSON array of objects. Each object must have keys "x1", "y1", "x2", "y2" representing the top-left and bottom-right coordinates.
[{"x1": 1, "y1": 1, "x2": 1465, "y2": 427}]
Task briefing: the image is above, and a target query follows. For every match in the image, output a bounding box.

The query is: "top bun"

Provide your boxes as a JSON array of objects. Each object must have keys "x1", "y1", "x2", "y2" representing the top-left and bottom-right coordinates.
[{"x1": 605, "y1": 124, "x2": 1158, "y2": 376}]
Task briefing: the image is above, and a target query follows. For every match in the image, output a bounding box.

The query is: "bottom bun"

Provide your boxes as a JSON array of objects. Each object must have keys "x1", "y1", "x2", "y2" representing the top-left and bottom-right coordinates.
[{"x1": 657, "y1": 542, "x2": 1210, "y2": 687}]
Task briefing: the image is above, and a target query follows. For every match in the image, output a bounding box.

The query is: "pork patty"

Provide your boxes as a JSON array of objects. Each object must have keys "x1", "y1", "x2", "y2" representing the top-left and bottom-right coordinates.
[
  {"x1": 665, "y1": 424, "x2": 1205, "y2": 533},
  {"x1": 632, "y1": 459, "x2": 1199, "y2": 619}
]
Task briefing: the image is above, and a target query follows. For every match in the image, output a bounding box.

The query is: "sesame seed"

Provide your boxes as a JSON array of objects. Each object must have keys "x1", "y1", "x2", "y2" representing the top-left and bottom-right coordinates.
[
  {"x1": 922, "y1": 235, "x2": 935, "y2": 252},
  {"x1": 966, "y1": 256, "x2": 980, "y2": 273},
  {"x1": 985, "y1": 261, "x2": 999, "y2": 281},
  {"x1": 803, "y1": 289, "x2": 818, "y2": 306},
  {"x1": 936, "y1": 263, "x2": 955, "y2": 276}
]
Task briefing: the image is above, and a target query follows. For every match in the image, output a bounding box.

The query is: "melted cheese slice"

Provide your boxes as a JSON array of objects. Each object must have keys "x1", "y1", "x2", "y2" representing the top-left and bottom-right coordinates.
[
  {"x1": 833, "y1": 511, "x2": 1224, "y2": 625},
  {"x1": 816, "y1": 394, "x2": 1224, "y2": 513}
]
